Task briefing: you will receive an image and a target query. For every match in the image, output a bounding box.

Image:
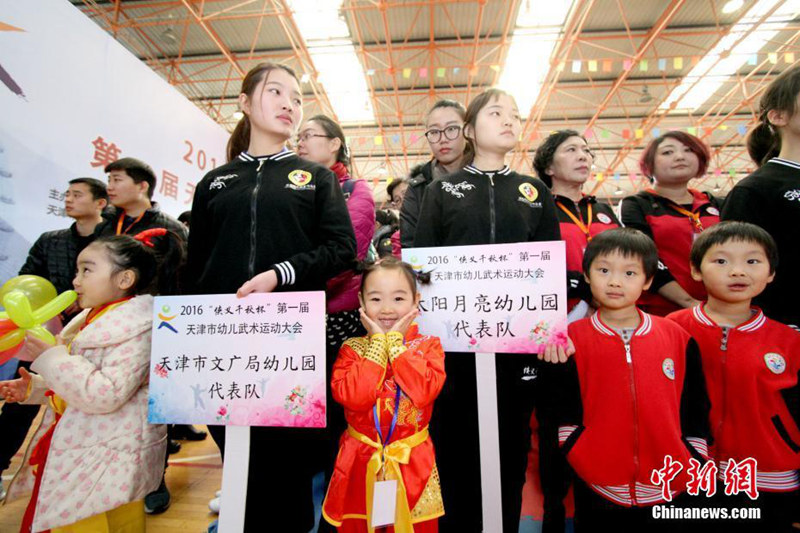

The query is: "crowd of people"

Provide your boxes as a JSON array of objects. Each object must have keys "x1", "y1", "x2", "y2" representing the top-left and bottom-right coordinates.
[{"x1": 0, "y1": 60, "x2": 799, "y2": 533}]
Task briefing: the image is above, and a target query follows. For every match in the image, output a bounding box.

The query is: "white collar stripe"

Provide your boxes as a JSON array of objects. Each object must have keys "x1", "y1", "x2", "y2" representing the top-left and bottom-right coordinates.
[
  {"x1": 240, "y1": 149, "x2": 295, "y2": 162},
  {"x1": 693, "y1": 305, "x2": 715, "y2": 326},
  {"x1": 739, "y1": 311, "x2": 766, "y2": 332},
  {"x1": 769, "y1": 157, "x2": 800, "y2": 170},
  {"x1": 590, "y1": 313, "x2": 615, "y2": 336},
  {"x1": 634, "y1": 312, "x2": 652, "y2": 336},
  {"x1": 463, "y1": 165, "x2": 511, "y2": 176}
]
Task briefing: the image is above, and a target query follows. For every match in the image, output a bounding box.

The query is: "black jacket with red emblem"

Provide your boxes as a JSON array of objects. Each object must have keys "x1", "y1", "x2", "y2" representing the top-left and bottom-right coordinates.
[
  {"x1": 414, "y1": 165, "x2": 560, "y2": 247},
  {"x1": 186, "y1": 150, "x2": 356, "y2": 295}
]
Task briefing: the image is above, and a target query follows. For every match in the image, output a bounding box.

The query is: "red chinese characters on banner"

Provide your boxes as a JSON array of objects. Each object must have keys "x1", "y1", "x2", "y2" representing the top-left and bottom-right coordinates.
[
  {"x1": 160, "y1": 170, "x2": 180, "y2": 200},
  {"x1": 650, "y1": 455, "x2": 683, "y2": 502},
  {"x1": 90, "y1": 136, "x2": 122, "y2": 168},
  {"x1": 185, "y1": 182, "x2": 196, "y2": 204}
]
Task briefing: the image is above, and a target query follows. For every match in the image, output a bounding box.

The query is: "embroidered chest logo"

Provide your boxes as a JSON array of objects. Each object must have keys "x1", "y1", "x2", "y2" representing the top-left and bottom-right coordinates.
[
  {"x1": 662, "y1": 358, "x2": 676, "y2": 380},
  {"x1": 519, "y1": 183, "x2": 538, "y2": 202},
  {"x1": 784, "y1": 189, "x2": 800, "y2": 203},
  {"x1": 209, "y1": 173, "x2": 238, "y2": 190},
  {"x1": 596, "y1": 212, "x2": 613, "y2": 224},
  {"x1": 441, "y1": 180, "x2": 475, "y2": 198},
  {"x1": 764, "y1": 353, "x2": 786, "y2": 374},
  {"x1": 286, "y1": 170, "x2": 315, "y2": 191},
  {"x1": 517, "y1": 182, "x2": 542, "y2": 208}
]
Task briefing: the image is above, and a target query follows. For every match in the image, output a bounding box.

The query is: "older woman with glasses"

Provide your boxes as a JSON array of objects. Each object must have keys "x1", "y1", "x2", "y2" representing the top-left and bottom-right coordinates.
[{"x1": 400, "y1": 99, "x2": 467, "y2": 248}]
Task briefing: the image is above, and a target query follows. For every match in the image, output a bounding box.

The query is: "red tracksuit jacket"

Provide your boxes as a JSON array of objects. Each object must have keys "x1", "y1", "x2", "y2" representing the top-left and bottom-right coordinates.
[
  {"x1": 547, "y1": 310, "x2": 711, "y2": 506},
  {"x1": 668, "y1": 305, "x2": 800, "y2": 492}
]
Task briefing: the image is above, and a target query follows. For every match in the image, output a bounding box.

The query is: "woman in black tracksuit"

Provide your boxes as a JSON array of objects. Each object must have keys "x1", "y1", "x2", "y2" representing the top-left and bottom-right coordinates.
[
  {"x1": 186, "y1": 62, "x2": 355, "y2": 532},
  {"x1": 415, "y1": 88, "x2": 562, "y2": 533}
]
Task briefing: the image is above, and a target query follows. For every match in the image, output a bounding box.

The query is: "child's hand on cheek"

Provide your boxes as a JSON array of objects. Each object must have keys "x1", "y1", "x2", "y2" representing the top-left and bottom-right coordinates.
[
  {"x1": 359, "y1": 308, "x2": 385, "y2": 337},
  {"x1": 389, "y1": 309, "x2": 418, "y2": 338}
]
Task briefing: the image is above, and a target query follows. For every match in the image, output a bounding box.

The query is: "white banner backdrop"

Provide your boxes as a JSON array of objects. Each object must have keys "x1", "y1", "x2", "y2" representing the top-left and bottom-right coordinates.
[{"x1": 0, "y1": 1, "x2": 230, "y2": 283}]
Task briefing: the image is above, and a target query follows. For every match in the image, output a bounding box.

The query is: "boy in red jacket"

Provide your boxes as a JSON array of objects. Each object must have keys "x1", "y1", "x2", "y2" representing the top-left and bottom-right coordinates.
[
  {"x1": 667, "y1": 222, "x2": 800, "y2": 532},
  {"x1": 542, "y1": 228, "x2": 710, "y2": 532}
]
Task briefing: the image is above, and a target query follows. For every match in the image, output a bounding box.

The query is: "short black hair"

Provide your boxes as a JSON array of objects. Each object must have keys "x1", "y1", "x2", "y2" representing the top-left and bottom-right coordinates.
[
  {"x1": 386, "y1": 177, "x2": 408, "y2": 200},
  {"x1": 69, "y1": 177, "x2": 108, "y2": 202},
  {"x1": 690, "y1": 221, "x2": 778, "y2": 274},
  {"x1": 533, "y1": 129, "x2": 583, "y2": 188},
  {"x1": 582, "y1": 228, "x2": 659, "y2": 279},
  {"x1": 104, "y1": 157, "x2": 157, "y2": 199}
]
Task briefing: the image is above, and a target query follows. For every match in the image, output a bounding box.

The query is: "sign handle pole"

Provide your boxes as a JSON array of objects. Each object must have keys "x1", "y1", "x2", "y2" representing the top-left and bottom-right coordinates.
[
  {"x1": 218, "y1": 426, "x2": 251, "y2": 533},
  {"x1": 476, "y1": 352, "x2": 503, "y2": 533}
]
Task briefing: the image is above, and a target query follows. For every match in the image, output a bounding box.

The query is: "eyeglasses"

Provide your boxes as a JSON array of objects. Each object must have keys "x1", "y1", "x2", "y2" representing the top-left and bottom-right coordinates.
[
  {"x1": 296, "y1": 132, "x2": 331, "y2": 144},
  {"x1": 424, "y1": 125, "x2": 462, "y2": 143}
]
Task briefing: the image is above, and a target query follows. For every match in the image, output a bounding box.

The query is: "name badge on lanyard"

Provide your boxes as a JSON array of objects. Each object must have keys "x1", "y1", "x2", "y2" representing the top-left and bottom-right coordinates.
[
  {"x1": 371, "y1": 384, "x2": 402, "y2": 526},
  {"x1": 371, "y1": 479, "x2": 398, "y2": 527}
]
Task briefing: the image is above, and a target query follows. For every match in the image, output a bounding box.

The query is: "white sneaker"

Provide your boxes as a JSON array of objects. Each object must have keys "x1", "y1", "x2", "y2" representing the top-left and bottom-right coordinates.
[{"x1": 209, "y1": 496, "x2": 220, "y2": 514}]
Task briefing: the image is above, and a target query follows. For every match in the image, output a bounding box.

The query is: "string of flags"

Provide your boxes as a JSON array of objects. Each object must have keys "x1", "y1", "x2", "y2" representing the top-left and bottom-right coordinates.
[
  {"x1": 347, "y1": 123, "x2": 752, "y2": 149},
  {"x1": 363, "y1": 51, "x2": 797, "y2": 80}
]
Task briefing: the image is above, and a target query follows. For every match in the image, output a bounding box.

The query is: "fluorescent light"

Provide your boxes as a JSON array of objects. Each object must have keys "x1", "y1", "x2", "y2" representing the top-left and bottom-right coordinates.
[
  {"x1": 288, "y1": 0, "x2": 375, "y2": 124},
  {"x1": 661, "y1": 0, "x2": 800, "y2": 112},
  {"x1": 497, "y1": 1, "x2": 574, "y2": 113},
  {"x1": 723, "y1": 0, "x2": 744, "y2": 14}
]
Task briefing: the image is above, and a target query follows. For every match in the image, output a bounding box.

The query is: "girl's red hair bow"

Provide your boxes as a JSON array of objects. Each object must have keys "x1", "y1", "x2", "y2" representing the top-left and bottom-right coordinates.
[{"x1": 133, "y1": 227, "x2": 167, "y2": 248}]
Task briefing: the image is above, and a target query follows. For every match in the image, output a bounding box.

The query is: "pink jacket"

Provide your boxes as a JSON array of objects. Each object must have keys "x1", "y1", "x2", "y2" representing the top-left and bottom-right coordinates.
[
  {"x1": 327, "y1": 172, "x2": 375, "y2": 313},
  {"x1": 6, "y1": 295, "x2": 166, "y2": 531}
]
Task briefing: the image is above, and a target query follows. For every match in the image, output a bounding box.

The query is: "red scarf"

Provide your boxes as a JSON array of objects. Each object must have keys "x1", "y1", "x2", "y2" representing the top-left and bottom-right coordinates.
[{"x1": 330, "y1": 161, "x2": 350, "y2": 182}]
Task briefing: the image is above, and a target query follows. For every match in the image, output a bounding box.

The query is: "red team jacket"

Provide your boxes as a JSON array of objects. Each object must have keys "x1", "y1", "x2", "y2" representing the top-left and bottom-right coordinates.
[
  {"x1": 668, "y1": 306, "x2": 800, "y2": 491},
  {"x1": 553, "y1": 311, "x2": 711, "y2": 506},
  {"x1": 621, "y1": 189, "x2": 721, "y2": 315}
]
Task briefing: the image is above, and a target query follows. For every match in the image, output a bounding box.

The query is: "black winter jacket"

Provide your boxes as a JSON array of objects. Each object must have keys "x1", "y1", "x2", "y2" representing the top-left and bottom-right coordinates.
[{"x1": 186, "y1": 150, "x2": 356, "y2": 295}]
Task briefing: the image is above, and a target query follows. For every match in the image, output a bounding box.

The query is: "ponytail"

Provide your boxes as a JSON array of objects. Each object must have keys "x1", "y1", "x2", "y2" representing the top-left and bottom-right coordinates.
[
  {"x1": 227, "y1": 115, "x2": 252, "y2": 163},
  {"x1": 746, "y1": 122, "x2": 780, "y2": 167},
  {"x1": 748, "y1": 65, "x2": 800, "y2": 166}
]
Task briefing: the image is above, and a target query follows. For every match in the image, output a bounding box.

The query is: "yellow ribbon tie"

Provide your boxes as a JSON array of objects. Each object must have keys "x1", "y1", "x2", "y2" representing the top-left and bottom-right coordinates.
[{"x1": 347, "y1": 425, "x2": 429, "y2": 533}]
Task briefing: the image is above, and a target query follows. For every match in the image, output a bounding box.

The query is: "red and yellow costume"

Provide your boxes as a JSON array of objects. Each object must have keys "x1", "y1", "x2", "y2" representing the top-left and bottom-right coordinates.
[{"x1": 322, "y1": 325, "x2": 446, "y2": 532}]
